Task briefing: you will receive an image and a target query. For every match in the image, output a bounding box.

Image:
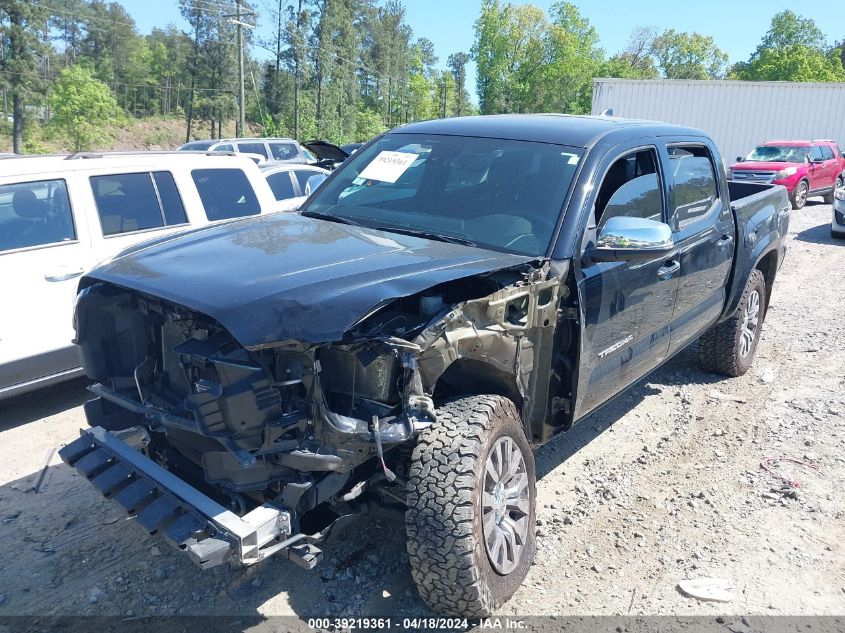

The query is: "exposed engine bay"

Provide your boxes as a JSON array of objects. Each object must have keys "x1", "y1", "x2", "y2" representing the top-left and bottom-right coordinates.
[{"x1": 69, "y1": 259, "x2": 574, "y2": 567}]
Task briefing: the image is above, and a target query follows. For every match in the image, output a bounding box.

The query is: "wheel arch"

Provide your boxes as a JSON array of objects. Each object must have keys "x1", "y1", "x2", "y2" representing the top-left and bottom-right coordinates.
[
  {"x1": 754, "y1": 248, "x2": 779, "y2": 305},
  {"x1": 432, "y1": 358, "x2": 524, "y2": 413}
]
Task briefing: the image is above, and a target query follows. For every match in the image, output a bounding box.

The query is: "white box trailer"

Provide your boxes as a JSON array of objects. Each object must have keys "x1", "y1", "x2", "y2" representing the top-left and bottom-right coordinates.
[{"x1": 591, "y1": 78, "x2": 845, "y2": 164}]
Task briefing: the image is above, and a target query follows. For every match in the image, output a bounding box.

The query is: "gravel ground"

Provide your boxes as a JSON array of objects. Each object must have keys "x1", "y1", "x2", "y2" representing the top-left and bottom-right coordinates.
[{"x1": 0, "y1": 201, "x2": 842, "y2": 619}]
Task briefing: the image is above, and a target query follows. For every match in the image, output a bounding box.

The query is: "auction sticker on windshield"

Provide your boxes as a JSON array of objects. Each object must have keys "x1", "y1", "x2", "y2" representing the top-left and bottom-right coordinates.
[{"x1": 358, "y1": 150, "x2": 419, "y2": 183}]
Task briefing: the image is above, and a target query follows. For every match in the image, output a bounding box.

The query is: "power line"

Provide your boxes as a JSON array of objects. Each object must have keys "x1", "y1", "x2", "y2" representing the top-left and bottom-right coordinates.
[{"x1": 36, "y1": 4, "x2": 136, "y2": 28}]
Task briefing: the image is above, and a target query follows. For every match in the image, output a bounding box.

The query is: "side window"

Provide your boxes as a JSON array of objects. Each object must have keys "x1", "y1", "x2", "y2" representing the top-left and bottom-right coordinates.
[
  {"x1": 192, "y1": 168, "x2": 261, "y2": 220},
  {"x1": 810, "y1": 145, "x2": 824, "y2": 161},
  {"x1": 91, "y1": 172, "x2": 187, "y2": 236},
  {"x1": 214, "y1": 144, "x2": 234, "y2": 153},
  {"x1": 270, "y1": 143, "x2": 298, "y2": 161},
  {"x1": 236, "y1": 142, "x2": 268, "y2": 159},
  {"x1": 266, "y1": 171, "x2": 297, "y2": 200},
  {"x1": 667, "y1": 146, "x2": 719, "y2": 232},
  {"x1": 820, "y1": 145, "x2": 835, "y2": 161},
  {"x1": 595, "y1": 149, "x2": 662, "y2": 229},
  {"x1": 292, "y1": 170, "x2": 318, "y2": 193},
  {"x1": 0, "y1": 179, "x2": 75, "y2": 253}
]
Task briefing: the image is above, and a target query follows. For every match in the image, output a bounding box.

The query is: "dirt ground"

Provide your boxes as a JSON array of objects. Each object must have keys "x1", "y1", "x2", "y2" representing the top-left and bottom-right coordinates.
[{"x1": 0, "y1": 200, "x2": 842, "y2": 620}]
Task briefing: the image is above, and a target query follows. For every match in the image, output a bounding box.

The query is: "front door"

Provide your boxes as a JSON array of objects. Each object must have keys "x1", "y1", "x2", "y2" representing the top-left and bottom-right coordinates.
[
  {"x1": 574, "y1": 146, "x2": 680, "y2": 420},
  {"x1": 0, "y1": 175, "x2": 95, "y2": 391}
]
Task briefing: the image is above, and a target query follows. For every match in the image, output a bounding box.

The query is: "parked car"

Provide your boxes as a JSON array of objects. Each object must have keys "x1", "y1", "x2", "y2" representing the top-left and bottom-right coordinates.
[
  {"x1": 832, "y1": 186, "x2": 845, "y2": 239},
  {"x1": 178, "y1": 137, "x2": 347, "y2": 170},
  {"x1": 729, "y1": 139, "x2": 845, "y2": 209},
  {"x1": 62, "y1": 115, "x2": 790, "y2": 617},
  {"x1": 260, "y1": 163, "x2": 330, "y2": 210},
  {"x1": 0, "y1": 151, "x2": 282, "y2": 401}
]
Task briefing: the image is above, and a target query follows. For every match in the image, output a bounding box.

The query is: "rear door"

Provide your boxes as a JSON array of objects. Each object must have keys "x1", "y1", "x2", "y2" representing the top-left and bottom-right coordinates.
[
  {"x1": 574, "y1": 144, "x2": 679, "y2": 419},
  {"x1": 85, "y1": 170, "x2": 191, "y2": 263},
  {"x1": 663, "y1": 142, "x2": 735, "y2": 356},
  {"x1": 819, "y1": 144, "x2": 837, "y2": 188},
  {"x1": 0, "y1": 174, "x2": 95, "y2": 392}
]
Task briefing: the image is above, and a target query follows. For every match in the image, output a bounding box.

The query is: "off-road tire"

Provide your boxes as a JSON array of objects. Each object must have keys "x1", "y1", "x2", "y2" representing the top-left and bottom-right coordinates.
[
  {"x1": 699, "y1": 269, "x2": 767, "y2": 377},
  {"x1": 823, "y1": 176, "x2": 843, "y2": 204},
  {"x1": 790, "y1": 180, "x2": 808, "y2": 209},
  {"x1": 405, "y1": 395, "x2": 536, "y2": 617},
  {"x1": 831, "y1": 229, "x2": 845, "y2": 240}
]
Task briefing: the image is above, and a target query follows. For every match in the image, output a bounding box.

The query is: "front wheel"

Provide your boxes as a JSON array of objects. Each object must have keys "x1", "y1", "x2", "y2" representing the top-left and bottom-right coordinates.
[
  {"x1": 405, "y1": 395, "x2": 536, "y2": 617},
  {"x1": 790, "y1": 180, "x2": 809, "y2": 209},
  {"x1": 699, "y1": 269, "x2": 767, "y2": 377}
]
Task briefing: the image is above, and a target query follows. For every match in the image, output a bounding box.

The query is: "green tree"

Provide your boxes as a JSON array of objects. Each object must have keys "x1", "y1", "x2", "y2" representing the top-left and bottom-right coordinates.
[
  {"x1": 651, "y1": 29, "x2": 728, "y2": 79},
  {"x1": 0, "y1": 0, "x2": 48, "y2": 153},
  {"x1": 732, "y1": 45, "x2": 845, "y2": 82},
  {"x1": 472, "y1": 0, "x2": 546, "y2": 114},
  {"x1": 758, "y1": 10, "x2": 827, "y2": 52},
  {"x1": 601, "y1": 27, "x2": 660, "y2": 79},
  {"x1": 535, "y1": 1, "x2": 604, "y2": 114},
  {"x1": 49, "y1": 64, "x2": 119, "y2": 150},
  {"x1": 732, "y1": 10, "x2": 844, "y2": 82},
  {"x1": 447, "y1": 52, "x2": 470, "y2": 116}
]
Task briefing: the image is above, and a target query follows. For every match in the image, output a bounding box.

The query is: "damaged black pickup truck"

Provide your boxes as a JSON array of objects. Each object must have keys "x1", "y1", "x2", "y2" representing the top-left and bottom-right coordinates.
[{"x1": 61, "y1": 114, "x2": 790, "y2": 616}]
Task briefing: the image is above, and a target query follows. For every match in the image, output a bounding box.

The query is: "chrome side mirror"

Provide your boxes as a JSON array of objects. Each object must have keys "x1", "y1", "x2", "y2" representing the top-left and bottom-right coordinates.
[{"x1": 590, "y1": 216, "x2": 675, "y2": 262}]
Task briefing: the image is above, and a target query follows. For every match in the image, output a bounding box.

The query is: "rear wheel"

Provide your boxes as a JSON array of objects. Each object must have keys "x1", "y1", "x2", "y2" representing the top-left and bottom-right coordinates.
[
  {"x1": 405, "y1": 395, "x2": 535, "y2": 617},
  {"x1": 832, "y1": 229, "x2": 845, "y2": 240},
  {"x1": 790, "y1": 180, "x2": 809, "y2": 209},
  {"x1": 823, "y1": 176, "x2": 843, "y2": 204},
  {"x1": 699, "y1": 269, "x2": 767, "y2": 377}
]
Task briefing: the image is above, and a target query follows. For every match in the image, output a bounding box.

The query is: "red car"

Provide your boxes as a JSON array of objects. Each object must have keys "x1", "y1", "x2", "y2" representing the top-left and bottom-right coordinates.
[{"x1": 729, "y1": 140, "x2": 845, "y2": 209}]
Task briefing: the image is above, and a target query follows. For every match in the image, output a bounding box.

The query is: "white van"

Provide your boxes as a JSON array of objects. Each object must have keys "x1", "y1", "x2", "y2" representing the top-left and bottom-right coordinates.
[{"x1": 0, "y1": 151, "x2": 284, "y2": 400}]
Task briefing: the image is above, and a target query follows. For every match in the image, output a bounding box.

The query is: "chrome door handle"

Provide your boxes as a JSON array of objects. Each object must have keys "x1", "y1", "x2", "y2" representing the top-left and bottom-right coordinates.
[
  {"x1": 44, "y1": 268, "x2": 84, "y2": 282},
  {"x1": 716, "y1": 234, "x2": 734, "y2": 250},
  {"x1": 657, "y1": 259, "x2": 681, "y2": 280}
]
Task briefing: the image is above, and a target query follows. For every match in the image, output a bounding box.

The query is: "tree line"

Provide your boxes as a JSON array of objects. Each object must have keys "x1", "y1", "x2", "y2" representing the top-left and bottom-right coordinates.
[
  {"x1": 1, "y1": 0, "x2": 844, "y2": 153},
  {"x1": 473, "y1": 1, "x2": 845, "y2": 115}
]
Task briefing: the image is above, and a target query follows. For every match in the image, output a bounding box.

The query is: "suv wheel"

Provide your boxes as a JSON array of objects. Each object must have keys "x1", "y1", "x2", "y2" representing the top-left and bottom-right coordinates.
[
  {"x1": 699, "y1": 269, "x2": 767, "y2": 377},
  {"x1": 791, "y1": 180, "x2": 809, "y2": 209},
  {"x1": 405, "y1": 395, "x2": 535, "y2": 617},
  {"x1": 824, "y1": 175, "x2": 843, "y2": 204}
]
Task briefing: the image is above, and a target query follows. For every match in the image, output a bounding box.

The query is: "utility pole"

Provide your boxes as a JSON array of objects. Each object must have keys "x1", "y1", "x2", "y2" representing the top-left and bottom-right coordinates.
[
  {"x1": 226, "y1": 3, "x2": 253, "y2": 137},
  {"x1": 236, "y1": 0, "x2": 245, "y2": 137}
]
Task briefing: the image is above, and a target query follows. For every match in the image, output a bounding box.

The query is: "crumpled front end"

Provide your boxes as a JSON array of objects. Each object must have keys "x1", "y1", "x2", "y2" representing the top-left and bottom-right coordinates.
[{"x1": 67, "y1": 257, "x2": 571, "y2": 568}]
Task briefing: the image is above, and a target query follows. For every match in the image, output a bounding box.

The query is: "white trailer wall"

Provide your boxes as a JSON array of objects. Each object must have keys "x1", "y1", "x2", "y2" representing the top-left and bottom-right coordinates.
[{"x1": 591, "y1": 79, "x2": 845, "y2": 164}]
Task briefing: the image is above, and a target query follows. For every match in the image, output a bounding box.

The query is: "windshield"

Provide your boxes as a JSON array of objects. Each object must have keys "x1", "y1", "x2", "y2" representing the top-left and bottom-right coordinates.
[
  {"x1": 745, "y1": 145, "x2": 809, "y2": 163},
  {"x1": 301, "y1": 133, "x2": 582, "y2": 256}
]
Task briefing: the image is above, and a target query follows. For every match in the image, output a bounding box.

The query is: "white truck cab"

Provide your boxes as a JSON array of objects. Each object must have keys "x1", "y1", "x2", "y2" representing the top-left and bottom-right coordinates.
[{"x1": 0, "y1": 151, "x2": 282, "y2": 400}]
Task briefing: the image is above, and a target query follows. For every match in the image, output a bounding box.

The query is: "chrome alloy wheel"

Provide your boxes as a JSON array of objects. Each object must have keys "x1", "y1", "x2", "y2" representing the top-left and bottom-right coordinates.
[
  {"x1": 795, "y1": 182, "x2": 808, "y2": 207},
  {"x1": 739, "y1": 289, "x2": 760, "y2": 358},
  {"x1": 482, "y1": 436, "x2": 530, "y2": 575}
]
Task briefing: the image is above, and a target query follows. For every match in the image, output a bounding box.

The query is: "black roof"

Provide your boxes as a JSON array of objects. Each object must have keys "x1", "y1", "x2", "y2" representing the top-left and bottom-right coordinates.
[{"x1": 396, "y1": 114, "x2": 705, "y2": 148}]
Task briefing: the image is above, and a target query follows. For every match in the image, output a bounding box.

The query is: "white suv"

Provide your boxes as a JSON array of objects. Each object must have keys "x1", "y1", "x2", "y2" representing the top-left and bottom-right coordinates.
[{"x1": 0, "y1": 151, "x2": 281, "y2": 400}]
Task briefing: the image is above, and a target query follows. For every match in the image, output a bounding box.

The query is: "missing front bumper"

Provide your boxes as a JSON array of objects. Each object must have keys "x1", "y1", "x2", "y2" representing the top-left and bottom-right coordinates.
[{"x1": 58, "y1": 426, "x2": 298, "y2": 569}]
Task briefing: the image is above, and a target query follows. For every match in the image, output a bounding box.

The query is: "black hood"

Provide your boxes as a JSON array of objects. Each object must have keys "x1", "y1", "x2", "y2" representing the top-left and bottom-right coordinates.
[
  {"x1": 302, "y1": 140, "x2": 349, "y2": 162},
  {"x1": 85, "y1": 213, "x2": 536, "y2": 348}
]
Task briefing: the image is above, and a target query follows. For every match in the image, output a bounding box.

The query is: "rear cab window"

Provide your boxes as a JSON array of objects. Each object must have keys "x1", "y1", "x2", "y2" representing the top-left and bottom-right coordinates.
[
  {"x1": 90, "y1": 171, "x2": 187, "y2": 236},
  {"x1": 192, "y1": 168, "x2": 261, "y2": 220},
  {"x1": 0, "y1": 179, "x2": 76, "y2": 253},
  {"x1": 667, "y1": 145, "x2": 720, "y2": 232}
]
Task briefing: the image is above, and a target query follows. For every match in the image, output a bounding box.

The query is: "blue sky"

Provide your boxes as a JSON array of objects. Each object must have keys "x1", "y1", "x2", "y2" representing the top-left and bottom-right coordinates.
[{"x1": 125, "y1": 0, "x2": 844, "y2": 100}]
